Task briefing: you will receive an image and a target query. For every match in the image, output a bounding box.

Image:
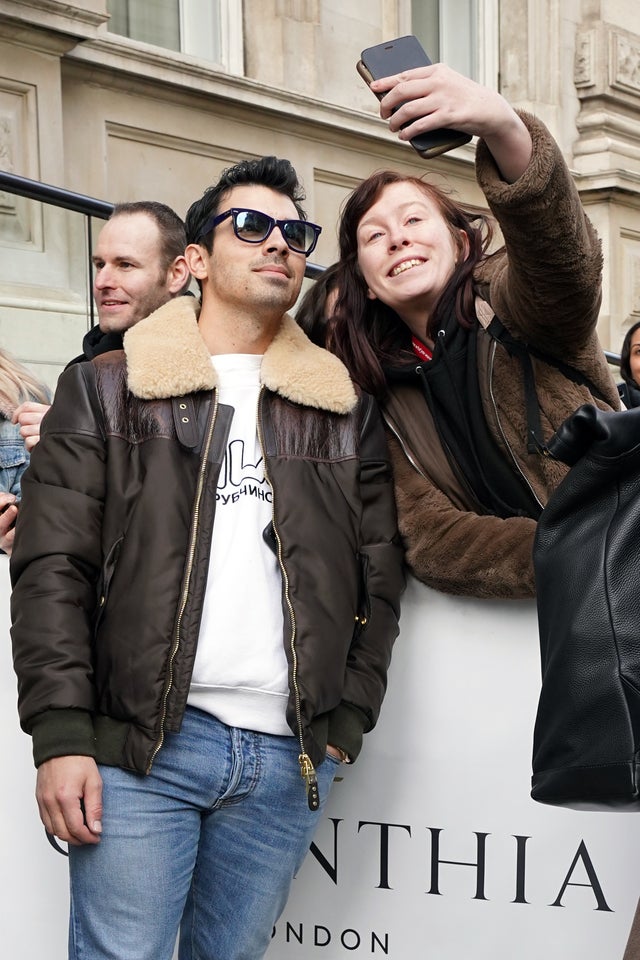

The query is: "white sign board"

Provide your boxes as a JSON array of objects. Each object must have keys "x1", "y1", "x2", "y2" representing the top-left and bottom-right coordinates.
[{"x1": 2, "y1": 563, "x2": 638, "y2": 959}]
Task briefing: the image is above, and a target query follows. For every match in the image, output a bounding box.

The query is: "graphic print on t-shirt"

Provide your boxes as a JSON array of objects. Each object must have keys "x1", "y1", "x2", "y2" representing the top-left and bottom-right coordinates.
[{"x1": 216, "y1": 437, "x2": 272, "y2": 508}]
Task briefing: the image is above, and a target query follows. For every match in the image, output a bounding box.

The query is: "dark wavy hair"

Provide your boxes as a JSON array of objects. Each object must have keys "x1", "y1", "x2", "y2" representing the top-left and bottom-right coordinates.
[
  {"x1": 184, "y1": 156, "x2": 307, "y2": 251},
  {"x1": 295, "y1": 262, "x2": 341, "y2": 346},
  {"x1": 325, "y1": 170, "x2": 495, "y2": 397},
  {"x1": 619, "y1": 320, "x2": 640, "y2": 388}
]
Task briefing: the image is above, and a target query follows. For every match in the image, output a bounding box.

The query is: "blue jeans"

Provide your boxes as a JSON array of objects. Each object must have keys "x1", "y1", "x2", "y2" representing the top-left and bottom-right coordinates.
[{"x1": 68, "y1": 707, "x2": 339, "y2": 960}]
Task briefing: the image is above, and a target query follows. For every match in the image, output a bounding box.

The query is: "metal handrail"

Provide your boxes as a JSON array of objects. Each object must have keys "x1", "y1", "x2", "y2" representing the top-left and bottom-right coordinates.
[
  {"x1": 0, "y1": 170, "x2": 115, "y2": 327},
  {"x1": 0, "y1": 170, "x2": 114, "y2": 218}
]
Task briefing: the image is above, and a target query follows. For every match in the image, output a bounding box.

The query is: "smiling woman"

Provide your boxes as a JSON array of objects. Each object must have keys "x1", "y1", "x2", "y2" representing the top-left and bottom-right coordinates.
[
  {"x1": 355, "y1": 180, "x2": 467, "y2": 329},
  {"x1": 325, "y1": 63, "x2": 620, "y2": 601}
]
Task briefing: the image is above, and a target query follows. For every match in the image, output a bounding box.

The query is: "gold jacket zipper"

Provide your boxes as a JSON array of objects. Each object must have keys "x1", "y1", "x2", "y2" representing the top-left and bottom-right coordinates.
[
  {"x1": 383, "y1": 410, "x2": 428, "y2": 480},
  {"x1": 383, "y1": 408, "x2": 481, "y2": 508},
  {"x1": 147, "y1": 392, "x2": 219, "y2": 773},
  {"x1": 256, "y1": 387, "x2": 320, "y2": 811}
]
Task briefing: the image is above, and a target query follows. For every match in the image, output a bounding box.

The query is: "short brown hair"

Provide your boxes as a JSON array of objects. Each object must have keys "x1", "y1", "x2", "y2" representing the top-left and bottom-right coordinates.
[{"x1": 111, "y1": 201, "x2": 186, "y2": 272}]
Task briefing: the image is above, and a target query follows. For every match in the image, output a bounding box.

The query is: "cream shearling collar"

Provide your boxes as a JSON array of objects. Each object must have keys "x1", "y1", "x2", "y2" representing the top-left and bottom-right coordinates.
[{"x1": 123, "y1": 295, "x2": 358, "y2": 414}]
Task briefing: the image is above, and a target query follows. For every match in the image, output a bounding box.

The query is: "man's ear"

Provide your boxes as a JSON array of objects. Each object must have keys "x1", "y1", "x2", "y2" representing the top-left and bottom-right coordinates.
[
  {"x1": 167, "y1": 255, "x2": 191, "y2": 294},
  {"x1": 184, "y1": 243, "x2": 209, "y2": 281}
]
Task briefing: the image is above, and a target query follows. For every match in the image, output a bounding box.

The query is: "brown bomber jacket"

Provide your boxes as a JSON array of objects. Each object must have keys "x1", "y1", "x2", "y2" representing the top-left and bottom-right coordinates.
[{"x1": 10, "y1": 298, "x2": 405, "y2": 783}]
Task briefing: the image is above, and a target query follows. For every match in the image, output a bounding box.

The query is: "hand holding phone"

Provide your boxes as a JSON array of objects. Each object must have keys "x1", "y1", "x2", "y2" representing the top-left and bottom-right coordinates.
[{"x1": 357, "y1": 35, "x2": 472, "y2": 159}]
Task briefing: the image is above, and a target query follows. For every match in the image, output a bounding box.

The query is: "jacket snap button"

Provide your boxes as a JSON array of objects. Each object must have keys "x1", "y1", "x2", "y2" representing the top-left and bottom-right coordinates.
[{"x1": 181, "y1": 417, "x2": 189, "y2": 424}]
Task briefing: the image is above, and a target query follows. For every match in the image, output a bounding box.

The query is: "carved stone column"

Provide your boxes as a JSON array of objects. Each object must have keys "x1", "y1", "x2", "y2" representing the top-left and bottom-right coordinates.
[
  {"x1": 574, "y1": 22, "x2": 640, "y2": 181},
  {"x1": 572, "y1": 15, "x2": 640, "y2": 354}
]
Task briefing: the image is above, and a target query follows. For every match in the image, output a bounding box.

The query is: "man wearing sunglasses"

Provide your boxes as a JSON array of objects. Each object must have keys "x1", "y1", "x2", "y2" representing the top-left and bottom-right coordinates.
[{"x1": 11, "y1": 155, "x2": 405, "y2": 960}]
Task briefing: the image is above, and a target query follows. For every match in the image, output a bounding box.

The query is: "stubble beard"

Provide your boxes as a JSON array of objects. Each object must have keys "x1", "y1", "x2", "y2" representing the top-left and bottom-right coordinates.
[{"x1": 98, "y1": 274, "x2": 173, "y2": 334}]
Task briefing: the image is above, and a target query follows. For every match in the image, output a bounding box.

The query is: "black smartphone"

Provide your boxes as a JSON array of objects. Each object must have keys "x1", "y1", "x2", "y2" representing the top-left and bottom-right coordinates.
[{"x1": 357, "y1": 35, "x2": 472, "y2": 159}]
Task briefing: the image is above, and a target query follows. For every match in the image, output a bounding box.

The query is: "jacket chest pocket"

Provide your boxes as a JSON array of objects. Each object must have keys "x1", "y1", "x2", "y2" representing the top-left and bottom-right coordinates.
[{"x1": 0, "y1": 437, "x2": 27, "y2": 470}]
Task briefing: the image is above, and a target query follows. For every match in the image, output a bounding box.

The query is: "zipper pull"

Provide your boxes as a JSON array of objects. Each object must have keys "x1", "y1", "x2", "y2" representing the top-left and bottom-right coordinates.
[{"x1": 299, "y1": 753, "x2": 320, "y2": 811}]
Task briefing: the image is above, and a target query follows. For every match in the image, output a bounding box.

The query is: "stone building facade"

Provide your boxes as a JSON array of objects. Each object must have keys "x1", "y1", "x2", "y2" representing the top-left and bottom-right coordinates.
[{"x1": 0, "y1": 0, "x2": 638, "y2": 387}]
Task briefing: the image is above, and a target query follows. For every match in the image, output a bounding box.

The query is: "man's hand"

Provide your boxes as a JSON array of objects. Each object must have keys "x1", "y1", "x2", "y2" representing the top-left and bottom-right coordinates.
[
  {"x1": 13, "y1": 401, "x2": 51, "y2": 452},
  {"x1": 36, "y1": 756, "x2": 103, "y2": 846},
  {"x1": 326, "y1": 744, "x2": 350, "y2": 763},
  {"x1": 0, "y1": 492, "x2": 18, "y2": 556}
]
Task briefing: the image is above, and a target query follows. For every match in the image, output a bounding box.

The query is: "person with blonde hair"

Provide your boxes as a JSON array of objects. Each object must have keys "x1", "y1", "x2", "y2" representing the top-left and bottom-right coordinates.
[{"x1": 0, "y1": 349, "x2": 50, "y2": 553}]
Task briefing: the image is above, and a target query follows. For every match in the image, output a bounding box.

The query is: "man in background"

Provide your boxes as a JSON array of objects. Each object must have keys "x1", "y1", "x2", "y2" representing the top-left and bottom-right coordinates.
[{"x1": 0, "y1": 201, "x2": 190, "y2": 553}]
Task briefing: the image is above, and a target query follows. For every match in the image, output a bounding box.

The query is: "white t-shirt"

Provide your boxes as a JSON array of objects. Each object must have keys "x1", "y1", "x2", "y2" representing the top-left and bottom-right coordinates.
[{"x1": 187, "y1": 354, "x2": 291, "y2": 735}]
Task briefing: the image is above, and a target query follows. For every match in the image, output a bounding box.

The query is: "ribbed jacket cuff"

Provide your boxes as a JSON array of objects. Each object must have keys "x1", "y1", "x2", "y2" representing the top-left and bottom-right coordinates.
[
  {"x1": 30, "y1": 709, "x2": 96, "y2": 768},
  {"x1": 326, "y1": 701, "x2": 369, "y2": 764}
]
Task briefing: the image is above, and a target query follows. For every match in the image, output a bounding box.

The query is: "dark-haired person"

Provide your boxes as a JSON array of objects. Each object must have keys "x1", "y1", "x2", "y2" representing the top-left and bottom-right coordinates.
[
  {"x1": 618, "y1": 321, "x2": 640, "y2": 408},
  {"x1": 327, "y1": 63, "x2": 620, "y2": 600},
  {"x1": 11, "y1": 156, "x2": 404, "y2": 960},
  {"x1": 295, "y1": 260, "x2": 341, "y2": 345}
]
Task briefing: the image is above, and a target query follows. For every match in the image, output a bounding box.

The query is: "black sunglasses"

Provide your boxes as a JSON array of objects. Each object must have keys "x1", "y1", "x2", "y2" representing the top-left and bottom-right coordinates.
[{"x1": 198, "y1": 207, "x2": 322, "y2": 256}]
